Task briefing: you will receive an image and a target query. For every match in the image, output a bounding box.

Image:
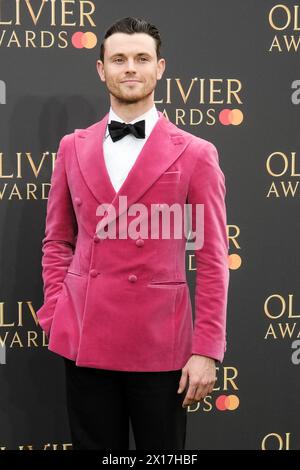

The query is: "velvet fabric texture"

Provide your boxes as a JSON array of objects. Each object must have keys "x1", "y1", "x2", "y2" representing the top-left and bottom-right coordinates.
[{"x1": 36, "y1": 111, "x2": 229, "y2": 371}]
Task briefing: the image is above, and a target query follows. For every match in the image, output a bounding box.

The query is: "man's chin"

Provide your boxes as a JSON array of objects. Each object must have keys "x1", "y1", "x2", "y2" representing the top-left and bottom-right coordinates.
[{"x1": 114, "y1": 92, "x2": 145, "y2": 104}]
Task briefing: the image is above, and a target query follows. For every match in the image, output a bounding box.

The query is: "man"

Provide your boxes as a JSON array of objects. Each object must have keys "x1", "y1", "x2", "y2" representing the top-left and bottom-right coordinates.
[{"x1": 36, "y1": 16, "x2": 230, "y2": 450}]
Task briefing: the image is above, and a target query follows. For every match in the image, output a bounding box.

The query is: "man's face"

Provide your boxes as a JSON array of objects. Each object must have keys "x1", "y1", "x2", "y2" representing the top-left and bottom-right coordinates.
[{"x1": 96, "y1": 32, "x2": 165, "y2": 104}]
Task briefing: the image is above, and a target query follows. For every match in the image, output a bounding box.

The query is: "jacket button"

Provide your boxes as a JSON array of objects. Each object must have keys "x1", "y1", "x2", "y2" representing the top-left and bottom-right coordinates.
[
  {"x1": 128, "y1": 274, "x2": 137, "y2": 283},
  {"x1": 74, "y1": 197, "x2": 82, "y2": 206},
  {"x1": 93, "y1": 234, "x2": 100, "y2": 243},
  {"x1": 135, "y1": 238, "x2": 144, "y2": 247},
  {"x1": 90, "y1": 269, "x2": 98, "y2": 277}
]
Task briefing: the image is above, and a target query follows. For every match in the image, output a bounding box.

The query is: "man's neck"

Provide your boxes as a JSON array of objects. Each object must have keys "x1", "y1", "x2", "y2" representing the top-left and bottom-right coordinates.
[{"x1": 110, "y1": 100, "x2": 155, "y2": 123}]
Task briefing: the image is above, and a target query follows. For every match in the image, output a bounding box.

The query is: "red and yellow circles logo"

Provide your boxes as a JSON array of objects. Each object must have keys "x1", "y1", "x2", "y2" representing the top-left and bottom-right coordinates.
[
  {"x1": 228, "y1": 253, "x2": 242, "y2": 270},
  {"x1": 219, "y1": 109, "x2": 243, "y2": 125},
  {"x1": 71, "y1": 31, "x2": 97, "y2": 49},
  {"x1": 215, "y1": 394, "x2": 240, "y2": 411}
]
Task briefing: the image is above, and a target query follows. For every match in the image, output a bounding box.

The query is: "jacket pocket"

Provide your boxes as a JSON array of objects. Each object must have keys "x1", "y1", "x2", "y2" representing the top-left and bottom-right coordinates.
[
  {"x1": 147, "y1": 280, "x2": 187, "y2": 288},
  {"x1": 66, "y1": 270, "x2": 82, "y2": 277},
  {"x1": 156, "y1": 171, "x2": 181, "y2": 183}
]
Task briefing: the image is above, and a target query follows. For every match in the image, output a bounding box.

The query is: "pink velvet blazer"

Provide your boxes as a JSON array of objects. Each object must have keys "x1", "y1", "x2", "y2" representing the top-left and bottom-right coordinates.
[{"x1": 36, "y1": 111, "x2": 230, "y2": 371}]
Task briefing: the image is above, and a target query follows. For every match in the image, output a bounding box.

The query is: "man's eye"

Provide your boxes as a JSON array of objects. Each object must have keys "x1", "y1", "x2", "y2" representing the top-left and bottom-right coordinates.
[{"x1": 113, "y1": 57, "x2": 148, "y2": 63}]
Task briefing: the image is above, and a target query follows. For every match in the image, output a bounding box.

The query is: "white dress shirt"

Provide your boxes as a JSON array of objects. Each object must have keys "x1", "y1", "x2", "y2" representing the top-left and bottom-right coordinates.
[{"x1": 103, "y1": 104, "x2": 159, "y2": 193}]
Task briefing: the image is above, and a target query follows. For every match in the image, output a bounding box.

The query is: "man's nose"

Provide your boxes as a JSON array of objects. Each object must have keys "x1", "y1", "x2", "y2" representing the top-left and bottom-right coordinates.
[{"x1": 125, "y1": 59, "x2": 137, "y2": 72}]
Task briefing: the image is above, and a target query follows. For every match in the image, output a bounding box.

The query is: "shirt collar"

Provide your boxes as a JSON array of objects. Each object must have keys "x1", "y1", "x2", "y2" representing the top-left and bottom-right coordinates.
[{"x1": 104, "y1": 104, "x2": 159, "y2": 139}]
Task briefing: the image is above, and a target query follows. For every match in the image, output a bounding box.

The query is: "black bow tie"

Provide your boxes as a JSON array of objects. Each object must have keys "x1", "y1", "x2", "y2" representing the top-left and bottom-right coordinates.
[{"x1": 108, "y1": 119, "x2": 146, "y2": 142}]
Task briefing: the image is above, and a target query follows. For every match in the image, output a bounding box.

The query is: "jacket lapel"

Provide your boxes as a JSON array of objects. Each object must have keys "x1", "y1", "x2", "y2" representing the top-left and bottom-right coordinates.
[{"x1": 74, "y1": 111, "x2": 193, "y2": 233}]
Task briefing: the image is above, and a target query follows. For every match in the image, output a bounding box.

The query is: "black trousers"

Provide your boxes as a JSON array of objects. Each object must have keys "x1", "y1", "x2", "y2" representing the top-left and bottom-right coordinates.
[{"x1": 63, "y1": 357, "x2": 187, "y2": 450}]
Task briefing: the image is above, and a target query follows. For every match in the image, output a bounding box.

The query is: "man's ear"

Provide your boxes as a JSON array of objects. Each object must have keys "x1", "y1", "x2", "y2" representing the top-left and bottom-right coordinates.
[
  {"x1": 157, "y1": 58, "x2": 166, "y2": 80},
  {"x1": 96, "y1": 60, "x2": 105, "y2": 82}
]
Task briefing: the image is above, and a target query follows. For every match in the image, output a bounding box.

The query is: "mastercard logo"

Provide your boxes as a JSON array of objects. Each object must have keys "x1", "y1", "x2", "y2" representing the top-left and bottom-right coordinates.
[
  {"x1": 215, "y1": 394, "x2": 240, "y2": 410},
  {"x1": 219, "y1": 109, "x2": 243, "y2": 125},
  {"x1": 228, "y1": 253, "x2": 242, "y2": 270},
  {"x1": 71, "y1": 31, "x2": 97, "y2": 49}
]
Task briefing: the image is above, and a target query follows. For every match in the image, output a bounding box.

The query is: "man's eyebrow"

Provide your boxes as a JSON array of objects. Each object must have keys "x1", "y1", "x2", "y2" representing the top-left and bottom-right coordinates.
[{"x1": 110, "y1": 52, "x2": 152, "y2": 58}]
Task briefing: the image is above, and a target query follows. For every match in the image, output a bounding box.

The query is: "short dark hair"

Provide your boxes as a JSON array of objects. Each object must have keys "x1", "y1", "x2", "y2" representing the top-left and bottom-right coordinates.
[{"x1": 99, "y1": 16, "x2": 162, "y2": 62}]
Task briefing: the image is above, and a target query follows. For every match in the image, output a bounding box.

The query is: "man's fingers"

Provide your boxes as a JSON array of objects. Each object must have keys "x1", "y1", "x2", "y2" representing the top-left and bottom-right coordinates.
[
  {"x1": 177, "y1": 369, "x2": 188, "y2": 393},
  {"x1": 182, "y1": 383, "x2": 198, "y2": 407},
  {"x1": 194, "y1": 384, "x2": 210, "y2": 402},
  {"x1": 183, "y1": 378, "x2": 216, "y2": 406}
]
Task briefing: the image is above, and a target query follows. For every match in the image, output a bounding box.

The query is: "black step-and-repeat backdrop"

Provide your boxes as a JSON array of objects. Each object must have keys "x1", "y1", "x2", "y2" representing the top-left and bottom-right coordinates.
[{"x1": 0, "y1": 0, "x2": 299, "y2": 451}]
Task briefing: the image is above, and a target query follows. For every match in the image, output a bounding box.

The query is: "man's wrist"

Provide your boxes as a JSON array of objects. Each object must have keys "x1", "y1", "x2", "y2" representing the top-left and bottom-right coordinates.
[{"x1": 191, "y1": 353, "x2": 219, "y2": 364}]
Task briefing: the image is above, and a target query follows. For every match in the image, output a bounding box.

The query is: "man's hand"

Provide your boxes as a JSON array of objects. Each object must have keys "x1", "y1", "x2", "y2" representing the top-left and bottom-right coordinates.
[{"x1": 177, "y1": 355, "x2": 217, "y2": 408}]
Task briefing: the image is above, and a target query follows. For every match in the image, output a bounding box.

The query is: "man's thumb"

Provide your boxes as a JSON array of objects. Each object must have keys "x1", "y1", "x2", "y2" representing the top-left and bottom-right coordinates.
[{"x1": 177, "y1": 370, "x2": 187, "y2": 393}]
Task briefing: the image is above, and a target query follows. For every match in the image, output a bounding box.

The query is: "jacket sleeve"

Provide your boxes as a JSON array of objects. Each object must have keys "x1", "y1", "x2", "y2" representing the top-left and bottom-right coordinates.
[
  {"x1": 36, "y1": 134, "x2": 78, "y2": 337},
  {"x1": 187, "y1": 141, "x2": 230, "y2": 363}
]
